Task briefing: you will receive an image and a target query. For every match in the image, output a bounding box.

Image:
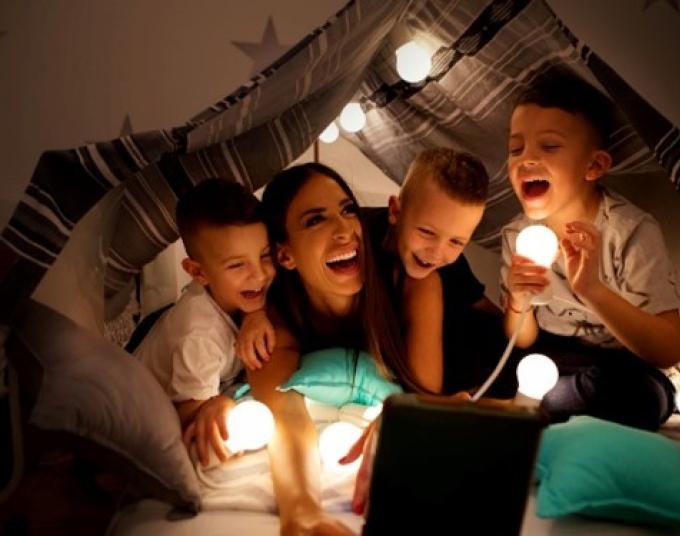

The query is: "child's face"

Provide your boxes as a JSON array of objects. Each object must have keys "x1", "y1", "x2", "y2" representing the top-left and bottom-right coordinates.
[
  {"x1": 277, "y1": 173, "x2": 363, "y2": 304},
  {"x1": 508, "y1": 104, "x2": 608, "y2": 222},
  {"x1": 389, "y1": 180, "x2": 484, "y2": 279},
  {"x1": 188, "y1": 223, "x2": 275, "y2": 315}
]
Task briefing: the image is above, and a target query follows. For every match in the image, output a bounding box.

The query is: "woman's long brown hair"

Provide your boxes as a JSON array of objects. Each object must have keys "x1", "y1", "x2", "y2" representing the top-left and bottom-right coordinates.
[{"x1": 262, "y1": 163, "x2": 422, "y2": 393}]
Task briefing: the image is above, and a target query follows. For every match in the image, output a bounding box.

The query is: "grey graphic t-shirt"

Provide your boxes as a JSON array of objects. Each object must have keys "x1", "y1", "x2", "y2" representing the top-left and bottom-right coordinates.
[{"x1": 500, "y1": 187, "x2": 680, "y2": 381}]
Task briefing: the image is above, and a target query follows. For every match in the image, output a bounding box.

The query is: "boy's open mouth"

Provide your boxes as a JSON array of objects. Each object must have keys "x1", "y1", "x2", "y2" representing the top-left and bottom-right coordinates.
[
  {"x1": 241, "y1": 287, "x2": 265, "y2": 300},
  {"x1": 326, "y1": 249, "x2": 359, "y2": 274},
  {"x1": 413, "y1": 254, "x2": 434, "y2": 269},
  {"x1": 522, "y1": 178, "x2": 550, "y2": 199}
]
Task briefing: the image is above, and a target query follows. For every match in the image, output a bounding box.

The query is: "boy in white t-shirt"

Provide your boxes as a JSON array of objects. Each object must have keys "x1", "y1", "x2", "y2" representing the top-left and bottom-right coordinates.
[
  {"x1": 501, "y1": 73, "x2": 680, "y2": 430},
  {"x1": 135, "y1": 179, "x2": 275, "y2": 465}
]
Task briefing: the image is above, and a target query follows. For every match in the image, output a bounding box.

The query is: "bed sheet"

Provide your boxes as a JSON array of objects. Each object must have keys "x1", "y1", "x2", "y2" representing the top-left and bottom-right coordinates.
[{"x1": 108, "y1": 412, "x2": 680, "y2": 536}]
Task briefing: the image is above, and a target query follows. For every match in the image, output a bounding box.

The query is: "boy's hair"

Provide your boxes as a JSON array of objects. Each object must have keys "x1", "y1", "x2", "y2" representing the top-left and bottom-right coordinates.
[
  {"x1": 401, "y1": 148, "x2": 489, "y2": 206},
  {"x1": 514, "y1": 72, "x2": 614, "y2": 148},
  {"x1": 175, "y1": 178, "x2": 262, "y2": 259}
]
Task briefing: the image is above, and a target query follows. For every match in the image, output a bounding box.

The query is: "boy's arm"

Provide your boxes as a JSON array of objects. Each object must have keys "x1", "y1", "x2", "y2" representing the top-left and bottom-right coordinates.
[
  {"x1": 176, "y1": 395, "x2": 235, "y2": 466},
  {"x1": 236, "y1": 309, "x2": 276, "y2": 370},
  {"x1": 563, "y1": 220, "x2": 680, "y2": 368},
  {"x1": 501, "y1": 256, "x2": 547, "y2": 348},
  {"x1": 247, "y1": 319, "x2": 353, "y2": 535},
  {"x1": 402, "y1": 272, "x2": 445, "y2": 393}
]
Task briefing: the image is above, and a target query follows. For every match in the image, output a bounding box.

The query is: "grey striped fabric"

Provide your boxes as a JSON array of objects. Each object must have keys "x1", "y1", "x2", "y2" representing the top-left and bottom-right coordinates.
[{"x1": 1, "y1": 0, "x2": 679, "y2": 324}]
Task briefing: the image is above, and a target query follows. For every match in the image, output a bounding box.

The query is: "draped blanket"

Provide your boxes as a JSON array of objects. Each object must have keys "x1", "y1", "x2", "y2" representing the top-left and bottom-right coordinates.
[{"x1": 2, "y1": 0, "x2": 679, "y2": 324}]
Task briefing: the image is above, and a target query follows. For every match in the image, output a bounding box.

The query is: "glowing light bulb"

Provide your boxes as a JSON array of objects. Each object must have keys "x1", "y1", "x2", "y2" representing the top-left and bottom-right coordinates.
[
  {"x1": 339, "y1": 103, "x2": 366, "y2": 133},
  {"x1": 516, "y1": 354, "x2": 559, "y2": 401},
  {"x1": 225, "y1": 400, "x2": 275, "y2": 453},
  {"x1": 362, "y1": 403, "x2": 383, "y2": 422},
  {"x1": 395, "y1": 41, "x2": 432, "y2": 83},
  {"x1": 318, "y1": 422, "x2": 363, "y2": 473},
  {"x1": 515, "y1": 224, "x2": 558, "y2": 268},
  {"x1": 515, "y1": 224, "x2": 558, "y2": 306},
  {"x1": 319, "y1": 122, "x2": 339, "y2": 143}
]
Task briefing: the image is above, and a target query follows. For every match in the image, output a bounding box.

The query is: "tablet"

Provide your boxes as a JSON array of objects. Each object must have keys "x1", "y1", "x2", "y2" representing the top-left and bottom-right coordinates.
[{"x1": 363, "y1": 394, "x2": 547, "y2": 535}]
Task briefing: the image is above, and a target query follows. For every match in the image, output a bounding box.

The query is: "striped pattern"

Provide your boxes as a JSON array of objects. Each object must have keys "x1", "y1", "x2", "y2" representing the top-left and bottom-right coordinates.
[{"x1": 1, "y1": 0, "x2": 678, "y2": 324}]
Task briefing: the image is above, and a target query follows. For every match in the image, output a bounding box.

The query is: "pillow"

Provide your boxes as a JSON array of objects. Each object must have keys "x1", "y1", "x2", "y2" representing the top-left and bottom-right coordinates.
[
  {"x1": 536, "y1": 416, "x2": 680, "y2": 528},
  {"x1": 278, "y1": 347, "x2": 402, "y2": 407},
  {"x1": 7, "y1": 299, "x2": 201, "y2": 512}
]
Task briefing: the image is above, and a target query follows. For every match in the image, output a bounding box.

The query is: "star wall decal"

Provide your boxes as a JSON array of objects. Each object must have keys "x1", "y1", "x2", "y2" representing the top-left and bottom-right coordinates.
[
  {"x1": 232, "y1": 16, "x2": 291, "y2": 78},
  {"x1": 643, "y1": 0, "x2": 679, "y2": 11}
]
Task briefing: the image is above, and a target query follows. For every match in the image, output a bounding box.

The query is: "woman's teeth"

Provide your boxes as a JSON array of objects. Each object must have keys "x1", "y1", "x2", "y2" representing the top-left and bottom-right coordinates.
[{"x1": 326, "y1": 250, "x2": 359, "y2": 271}]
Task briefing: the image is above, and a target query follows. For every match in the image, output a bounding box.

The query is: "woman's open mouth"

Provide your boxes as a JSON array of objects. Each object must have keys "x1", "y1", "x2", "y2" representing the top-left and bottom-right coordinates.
[
  {"x1": 325, "y1": 249, "x2": 359, "y2": 275},
  {"x1": 521, "y1": 177, "x2": 551, "y2": 200}
]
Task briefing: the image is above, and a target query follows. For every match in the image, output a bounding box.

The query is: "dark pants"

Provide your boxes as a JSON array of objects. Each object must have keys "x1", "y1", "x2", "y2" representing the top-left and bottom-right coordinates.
[
  {"x1": 531, "y1": 331, "x2": 676, "y2": 431},
  {"x1": 442, "y1": 308, "x2": 521, "y2": 399}
]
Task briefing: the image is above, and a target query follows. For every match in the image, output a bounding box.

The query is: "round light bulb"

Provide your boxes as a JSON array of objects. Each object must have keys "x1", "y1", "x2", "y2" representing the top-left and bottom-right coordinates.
[
  {"x1": 395, "y1": 41, "x2": 432, "y2": 83},
  {"x1": 225, "y1": 400, "x2": 275, "y2": 453},
  {"x1": 318, "y1": 421, "x2": 363, "y2": 473},
  {"x1": 319, "y1": 122, "x2": 339, "y2": 144},
  {"x1": 362, "y1": 403, "x2": 383, "y2": 422},
  {"x1": 515, "y1": 224, "x2": 558, "y2": 268},
  {"x1": 516, "y1": 353, "x2": 559, "y2": 400},
  {"x1": 339, "y1": 103, "x2": 366, "y2": 133}
]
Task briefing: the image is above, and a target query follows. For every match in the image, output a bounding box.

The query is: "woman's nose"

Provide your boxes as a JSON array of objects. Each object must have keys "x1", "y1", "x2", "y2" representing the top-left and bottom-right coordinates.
[{"x1": 332, "y1": 216, "x2": 353, "y2": 239}]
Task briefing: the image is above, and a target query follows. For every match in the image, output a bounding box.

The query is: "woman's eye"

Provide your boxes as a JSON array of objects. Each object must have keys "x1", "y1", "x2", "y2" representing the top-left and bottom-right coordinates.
[
  {"x1": 304, "y1": 215, "x2": 324, "y2": 228},
  {"x1": 342, "y1": 203, "x2": 358, "y2": 215}
]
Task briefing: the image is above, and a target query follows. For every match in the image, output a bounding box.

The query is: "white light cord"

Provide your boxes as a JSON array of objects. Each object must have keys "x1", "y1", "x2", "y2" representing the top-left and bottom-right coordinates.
[{"x1": 471, "y1": 294, "x2": 532, "y2": 401}]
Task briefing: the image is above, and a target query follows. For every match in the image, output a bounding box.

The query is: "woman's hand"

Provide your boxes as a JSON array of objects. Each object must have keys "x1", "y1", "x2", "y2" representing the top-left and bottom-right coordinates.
[
  {"x1": 339, "y1": 418, "x2": 379, "y2": 516},
  {"x1": 182, "y1": 394, "x2": 236, "y2": 467},
  {"x1": 562, "y1": 221, "x2": 602, "y2": 299},
  {"x1": 236, "y1": 309, "x2": 277, "y2": 370},
  {"x1": 506, "y1": 254, "x2": 549, "y2": 311},
  {"x1": 281, "y1": 511, "x2": 356, "y2": 536}
]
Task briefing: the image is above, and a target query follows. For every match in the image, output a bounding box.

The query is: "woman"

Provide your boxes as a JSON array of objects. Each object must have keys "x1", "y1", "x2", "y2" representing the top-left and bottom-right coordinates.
[{"x1": 248, "y1": 163, "x2": 417, "y2": 535}]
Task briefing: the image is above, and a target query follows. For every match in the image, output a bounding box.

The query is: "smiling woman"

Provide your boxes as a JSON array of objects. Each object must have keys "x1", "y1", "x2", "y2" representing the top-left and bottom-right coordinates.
[{"x1": 245, "y1": 163, "x2": 416, "y2": 535}]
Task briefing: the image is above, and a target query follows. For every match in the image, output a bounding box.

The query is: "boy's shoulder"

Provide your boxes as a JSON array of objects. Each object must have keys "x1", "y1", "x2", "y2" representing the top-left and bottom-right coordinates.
[
  {"x1": 158, "y1": 282, "x2": 237, "y2": 339},
  {"x1": 598, "y1": 187, "x2": 657, "y2": 235}
]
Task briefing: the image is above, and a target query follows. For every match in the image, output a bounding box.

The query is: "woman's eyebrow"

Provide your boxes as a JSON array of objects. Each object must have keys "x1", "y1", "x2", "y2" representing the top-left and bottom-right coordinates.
[{"x1": 300, "y1": 207, "x2": 325, "y2": 219}]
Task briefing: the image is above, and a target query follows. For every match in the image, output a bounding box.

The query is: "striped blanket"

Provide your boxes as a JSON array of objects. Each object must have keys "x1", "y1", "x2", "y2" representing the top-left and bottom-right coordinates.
[{"x1": 2, "y1": 0, "x2": 678, "y2": 325}]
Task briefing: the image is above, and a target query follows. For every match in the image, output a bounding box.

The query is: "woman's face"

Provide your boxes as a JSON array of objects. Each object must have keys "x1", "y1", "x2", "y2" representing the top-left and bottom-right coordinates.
[{"x1": 277, "y1": 173, "x2": 363, "y2": 306}]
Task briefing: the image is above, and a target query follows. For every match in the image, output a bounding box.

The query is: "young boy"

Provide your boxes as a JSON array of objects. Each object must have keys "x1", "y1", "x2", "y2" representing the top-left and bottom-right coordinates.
[
  {"x1": 362, "y1": 148, "x2": 514, "y2": 397},
  {"x1": 501, "y1": 74, "x2": 680, "y2": 430},
  {"x1": 135, "y1": 178, "x2": 275, "y2": 466}
]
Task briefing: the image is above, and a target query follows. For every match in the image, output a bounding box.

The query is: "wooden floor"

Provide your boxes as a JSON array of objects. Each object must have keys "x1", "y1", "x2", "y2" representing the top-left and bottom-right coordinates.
[{"x1": 0, "y1": 452, "x2": 124, "y2": 536}]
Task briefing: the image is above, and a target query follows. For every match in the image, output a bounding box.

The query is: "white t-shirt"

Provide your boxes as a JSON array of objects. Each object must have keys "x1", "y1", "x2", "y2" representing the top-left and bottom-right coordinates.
[
  {"x1": 500, "y1": 187, "x2": 680, "y2": 380},
  {"x1": 135, "y1": 281, "x2": 243, "y2": 402}
]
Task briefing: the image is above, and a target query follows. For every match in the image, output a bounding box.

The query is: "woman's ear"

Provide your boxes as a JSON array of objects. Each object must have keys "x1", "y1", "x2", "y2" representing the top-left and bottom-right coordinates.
[
  {"x1": 585, "y1": 150, "x2": 612, "y2": 182},
  {"x1": 387, "y1": 195, "x2": 401, "y2": 225},
  {"x1": 181, "y1": 257, "x2": 209, "y2": 286},
  {"x1": 276, "y1": 244, "x2": 296, "y2": 270}
]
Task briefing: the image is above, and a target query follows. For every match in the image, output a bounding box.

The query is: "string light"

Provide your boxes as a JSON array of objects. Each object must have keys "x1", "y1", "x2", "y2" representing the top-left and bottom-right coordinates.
[
  {"x1": 318, "y1": 421, "x2": 363, "y2": 473},
  {"x1": 395, "y1": 41, "x2": 432, "y2": 83},
  {"x1": 224, "y1": 400, "x2": 275, "y2": 453},
  {"x1": 516, "y1": 224, "x2": 558, "y2": 305},
  {"x1": 339, "y1": 102, "x2": 366, "y2": 133},
  {"x1": 319, "y1": 122, "x2": 339, "y2": 143},
  {"x1": 516, "y1": 353, "x2": 559, "y2": 402}
]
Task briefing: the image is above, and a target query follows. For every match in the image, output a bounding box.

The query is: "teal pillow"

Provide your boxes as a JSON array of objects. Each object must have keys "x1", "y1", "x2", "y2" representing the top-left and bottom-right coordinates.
[
  {"x1": 278, "y1": 347, "x2": 402, "y2": 407},
  {"x1": 536, "y1": 416, "x2": 680, "y2": 528}
]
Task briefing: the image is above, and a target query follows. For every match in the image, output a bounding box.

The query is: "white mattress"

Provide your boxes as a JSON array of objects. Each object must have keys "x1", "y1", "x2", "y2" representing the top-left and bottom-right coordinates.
[{"x1": 108, "y1": 413, "x2": 680, "y2": 536}]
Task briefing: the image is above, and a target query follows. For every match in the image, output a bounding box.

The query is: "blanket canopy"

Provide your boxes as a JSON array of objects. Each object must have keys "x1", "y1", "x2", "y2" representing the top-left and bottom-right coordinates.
[{"x1": 1, "y1": 0, "x2": 679, "y2": 324}]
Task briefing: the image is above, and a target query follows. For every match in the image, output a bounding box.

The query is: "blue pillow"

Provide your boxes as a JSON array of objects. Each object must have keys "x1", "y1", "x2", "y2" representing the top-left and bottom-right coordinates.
[
  {"x1": 278, "y1": 347, "x2": 402, "y2": 407},
  {"x1": 536, "y1": 416, "x2": 680, "y2": 528}
]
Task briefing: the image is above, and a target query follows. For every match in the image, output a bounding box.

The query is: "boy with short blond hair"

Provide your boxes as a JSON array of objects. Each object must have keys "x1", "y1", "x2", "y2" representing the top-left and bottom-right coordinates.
[
  {"x1": 501, "y1": 73, "x2": 680, "y2": 429},
  {"x1": 363, "y1": 148, "x2": 514, "y2": 396},
  {"x1": 135, "y1": 178, "x2": 275, "y2": 465}
]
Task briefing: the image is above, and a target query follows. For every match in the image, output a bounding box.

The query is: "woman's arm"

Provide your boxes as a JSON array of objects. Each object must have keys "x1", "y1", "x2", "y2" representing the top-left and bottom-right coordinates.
[
  {"x1": 402, "y1": 273, "x2": 445, "y2": 393},
  {"x1": 247, "y1": 320, "x2": 354, "y2": 535}
]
